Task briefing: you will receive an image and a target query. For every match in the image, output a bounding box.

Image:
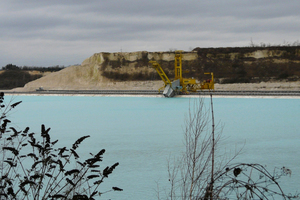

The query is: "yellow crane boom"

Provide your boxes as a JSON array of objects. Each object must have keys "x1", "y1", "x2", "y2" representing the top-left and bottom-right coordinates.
[
  {"x1": 149, "y1": 61, "x2": 172, "y2": 92},
  {"x1": 149, "y1": 61, "x2": 171, "y2": 86}
]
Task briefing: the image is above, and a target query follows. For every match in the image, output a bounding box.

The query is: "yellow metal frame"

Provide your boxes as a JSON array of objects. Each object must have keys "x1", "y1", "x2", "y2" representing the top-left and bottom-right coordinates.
[
  {"x1": 149, "y1": 51, "x2": 214, "y2": 94},
  {"x1": 200, "y1": 72, "x2": 214, "y2": 90},
  {"x1": 149, "y1": 61, "x2": 172, "y2": 92},
  {"x1": 174, "y1": 51, "x2": 182, "y2": 81}
]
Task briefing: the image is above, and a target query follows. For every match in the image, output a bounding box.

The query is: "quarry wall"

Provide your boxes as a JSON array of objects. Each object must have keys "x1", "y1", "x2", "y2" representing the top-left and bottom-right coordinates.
[{"x1": 81, "y1": 47, "x2": 300, "y2": 83}]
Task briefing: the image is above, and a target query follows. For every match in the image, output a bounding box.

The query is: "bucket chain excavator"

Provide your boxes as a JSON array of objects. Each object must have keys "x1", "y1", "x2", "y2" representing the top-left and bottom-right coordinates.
[{"x1": 149, "y1": 51, "x2": 214, "y2": 97}]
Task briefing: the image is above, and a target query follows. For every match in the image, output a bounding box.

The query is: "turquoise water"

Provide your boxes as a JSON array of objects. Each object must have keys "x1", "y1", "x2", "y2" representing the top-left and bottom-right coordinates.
[{"x1": 4, "y1": 95, "x2": 300, "y2": 199}]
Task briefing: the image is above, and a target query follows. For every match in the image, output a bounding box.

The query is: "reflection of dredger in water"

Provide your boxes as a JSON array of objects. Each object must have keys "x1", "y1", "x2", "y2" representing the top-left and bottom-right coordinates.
[{"x1": 149, "y1": 50, "x2": 214, "y2": 97}]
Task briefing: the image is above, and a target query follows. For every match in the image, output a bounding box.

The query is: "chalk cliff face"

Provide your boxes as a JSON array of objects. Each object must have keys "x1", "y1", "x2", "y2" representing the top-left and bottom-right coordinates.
[
  {"x1": 22, "y1": 47, "x2": 300, "y2": 91},
  {"x1": 81, "y1": 48, "x2": 300, "y2": 83},
  {"x1": 80, "y1": 51, "x2": 198, "y2": 82}
]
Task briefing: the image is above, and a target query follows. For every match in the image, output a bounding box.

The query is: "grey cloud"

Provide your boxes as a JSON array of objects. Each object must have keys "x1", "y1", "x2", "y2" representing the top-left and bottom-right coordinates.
[{"x1": 0, "y1": 0, "x2": 299, "y2": 67}]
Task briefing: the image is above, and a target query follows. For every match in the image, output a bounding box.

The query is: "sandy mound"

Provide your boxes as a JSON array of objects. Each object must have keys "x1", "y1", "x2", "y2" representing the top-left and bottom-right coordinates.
[{"x1": 12, "y1": 65, "x2": 164, "y2": 92}]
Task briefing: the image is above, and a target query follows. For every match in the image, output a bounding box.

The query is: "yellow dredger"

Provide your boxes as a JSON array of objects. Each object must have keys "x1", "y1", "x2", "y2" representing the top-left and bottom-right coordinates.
[{"x1": 149, "y1": 50, "x2": 214, "y2": 97}]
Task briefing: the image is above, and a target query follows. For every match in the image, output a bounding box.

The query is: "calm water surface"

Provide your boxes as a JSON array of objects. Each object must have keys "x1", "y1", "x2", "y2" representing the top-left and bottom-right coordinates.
[{"x1": 5, "y1": 95, "x2": 300, "y2": 199}]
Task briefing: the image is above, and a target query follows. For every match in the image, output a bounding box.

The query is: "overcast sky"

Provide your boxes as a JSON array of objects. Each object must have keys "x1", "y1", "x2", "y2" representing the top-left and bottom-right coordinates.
[{"x1": 0, "y1": 0, "x2": 299, "y2": 67}]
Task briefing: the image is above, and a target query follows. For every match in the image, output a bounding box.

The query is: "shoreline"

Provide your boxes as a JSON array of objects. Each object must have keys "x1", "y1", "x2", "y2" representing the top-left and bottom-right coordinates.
[
  {"x1": 2, "y1": 80, "x2": 300, "y2": 99},
  {"x1": 3, "y1": 92, "x2": 300, "y2": 99}
]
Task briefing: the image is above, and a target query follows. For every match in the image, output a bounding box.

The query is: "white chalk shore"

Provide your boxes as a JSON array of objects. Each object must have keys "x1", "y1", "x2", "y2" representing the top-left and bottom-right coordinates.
[{"x1": 3, "y1": 92, "x2": 300, "y2": 99}]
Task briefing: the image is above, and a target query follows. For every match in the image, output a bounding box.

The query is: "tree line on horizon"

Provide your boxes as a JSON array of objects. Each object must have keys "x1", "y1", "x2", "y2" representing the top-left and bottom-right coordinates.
[
  {"x1": 0, "y1": 64, "x2": 66, "y2": 89},
  {"x1": 1, "y1": 64, "x2": 65, "y2": 72}
]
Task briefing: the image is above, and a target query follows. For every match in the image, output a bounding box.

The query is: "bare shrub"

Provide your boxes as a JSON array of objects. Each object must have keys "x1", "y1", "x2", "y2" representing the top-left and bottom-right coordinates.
[{"x1": 163, "y1": 95, "x2": 298, "y2": 200}]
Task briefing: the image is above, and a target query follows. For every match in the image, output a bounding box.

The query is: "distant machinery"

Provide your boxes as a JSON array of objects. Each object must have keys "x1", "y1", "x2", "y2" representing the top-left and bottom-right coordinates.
[{"x1": 149, "y1": 51, "x2": 214, "y2": 97}]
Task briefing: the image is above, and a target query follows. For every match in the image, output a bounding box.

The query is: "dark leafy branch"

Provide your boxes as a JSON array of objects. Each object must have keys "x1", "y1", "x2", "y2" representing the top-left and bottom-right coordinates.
[{"x1": 0, "y1": 93, "x2": 122, "y2": 199}]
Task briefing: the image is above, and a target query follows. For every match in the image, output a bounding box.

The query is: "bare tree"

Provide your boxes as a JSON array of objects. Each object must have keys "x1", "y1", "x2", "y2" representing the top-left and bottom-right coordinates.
[
  {"x1": 165, "y1": 94, "x2": 298, "y2": 200},
  {"x1": 166, "y1": 97, "x2": 221, "y2": 200}
]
